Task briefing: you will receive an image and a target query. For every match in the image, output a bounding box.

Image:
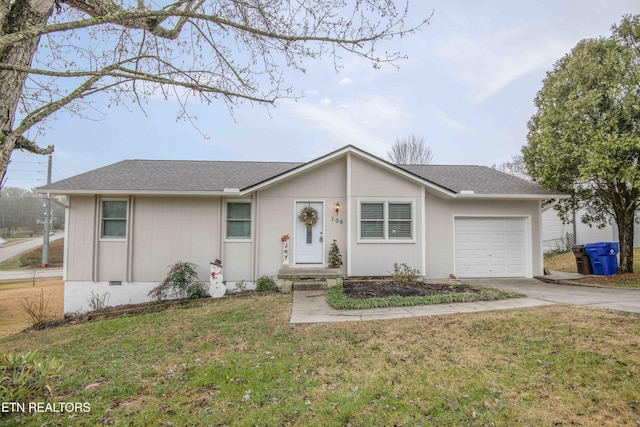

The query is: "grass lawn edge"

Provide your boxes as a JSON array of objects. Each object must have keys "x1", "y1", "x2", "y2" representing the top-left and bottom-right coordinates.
[{"x1": 327, "y1": 284, "x2": 522, "y2": 310}]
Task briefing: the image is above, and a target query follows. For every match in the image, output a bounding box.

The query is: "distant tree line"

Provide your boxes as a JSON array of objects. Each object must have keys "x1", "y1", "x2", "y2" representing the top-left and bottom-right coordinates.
[{"x1": 0, "y1": 187, "x2": 64, "y2": 237}]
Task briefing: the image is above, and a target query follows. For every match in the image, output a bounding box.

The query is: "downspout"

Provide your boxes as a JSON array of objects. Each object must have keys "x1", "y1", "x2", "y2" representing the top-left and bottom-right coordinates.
[
  {"x1": 219, "y1": 198, "x2": 224, "y2": 267},
  {"x1": 421, "y1": 188, "x2": 426, "y2": 277},
  {"x1": 126, "y1": 195, "x2": 134, "y2": 282},
  {"x1": 92, "y1": 196, "x2": 99, "y2": 282},
  {"x1": 63, "y1": 199, "x2": 70, "y2": 281},
  {"x1": 346, "y1": 152, "x2": 352, "y2": 277},
  {"x1": 252, "y1": 191, "x2": 258, "y2": 281}
]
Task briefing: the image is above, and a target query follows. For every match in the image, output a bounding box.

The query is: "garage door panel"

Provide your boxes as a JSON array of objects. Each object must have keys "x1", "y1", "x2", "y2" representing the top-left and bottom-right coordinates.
[
  {"x1": 507, "y1": 249, "x2": 522, "y2": 259},
  {"x1": 455, "y1": 217, "x2": 527, "y2": 278}
]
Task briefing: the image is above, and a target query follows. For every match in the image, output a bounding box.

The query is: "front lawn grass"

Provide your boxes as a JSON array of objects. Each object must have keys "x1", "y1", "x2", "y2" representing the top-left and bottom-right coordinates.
[
  {"x1": 327, "y1": 284, "x2": 521, "y2": 310},
  {"x1": 1, "y1": 295, "x2": 639, "y2": 426}
]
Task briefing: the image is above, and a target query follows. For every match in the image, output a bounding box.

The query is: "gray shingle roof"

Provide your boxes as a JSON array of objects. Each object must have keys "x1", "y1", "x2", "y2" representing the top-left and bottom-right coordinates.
[
  {"x1": 398, "y1": 164, "x2": 562, "y2": 196},
  {"x1": 40, "y1": 160, "x2": 302, "y2": 192},
  {"x1": 37, "y1": 147, "x2": 561, "y2": 197}
]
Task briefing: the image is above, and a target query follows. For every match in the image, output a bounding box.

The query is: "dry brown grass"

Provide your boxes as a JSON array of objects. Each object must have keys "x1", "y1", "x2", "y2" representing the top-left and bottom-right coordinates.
[
  {"x1": 545, "y1": 248, "x2": 640, "y2": 287},
  {"x1": 0, "y1": 278, "x2": 63, "y2": 338}
]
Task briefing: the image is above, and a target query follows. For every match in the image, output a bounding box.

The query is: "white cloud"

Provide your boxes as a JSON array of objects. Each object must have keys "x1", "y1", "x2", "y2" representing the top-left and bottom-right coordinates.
[
  {"x1": 320, "y1": 98, "x2": 332, "y2": 105},
  {"x1": 429, "y1": 25, "x2": 573, "y2": 104},
  {"x1": 432, "y1": 108, "x2": 478, "y2": 135},
  {"x1": 282, "y1": 95, "x2": 414, "y2": 157},
  {"x1": 339, "y1": 77, "x2": 353, "y2": 86}
]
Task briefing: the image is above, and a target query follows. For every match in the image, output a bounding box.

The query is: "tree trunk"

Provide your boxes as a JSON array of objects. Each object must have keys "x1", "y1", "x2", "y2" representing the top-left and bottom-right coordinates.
[
  {"x1": 0, "y1": 0, "x2": 56, "y2": 186},
  {"x1": 615, "y1": 214, "x2": 634, "y2": 274}
]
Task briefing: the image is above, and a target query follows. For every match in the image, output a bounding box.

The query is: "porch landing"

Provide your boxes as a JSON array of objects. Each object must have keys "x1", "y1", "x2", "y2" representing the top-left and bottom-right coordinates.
[
  {"x1": 277, "y1": 267, "x2": 344, "y2": 292},
  {"x1": 277, "y1": 266, "x2": 344, "y2": 280}
]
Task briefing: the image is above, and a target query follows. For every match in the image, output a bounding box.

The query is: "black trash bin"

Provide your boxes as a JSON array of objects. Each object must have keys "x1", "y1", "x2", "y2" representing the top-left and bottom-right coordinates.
[{"x1": 572, "y1": 245, "x2": 593, "y2": 275}]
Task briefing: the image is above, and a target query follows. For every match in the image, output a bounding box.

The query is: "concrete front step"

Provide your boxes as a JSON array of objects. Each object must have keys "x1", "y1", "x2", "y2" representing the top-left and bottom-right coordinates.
[
  {"x1": 277, "y1": 266, "x2": 343, "y2": 280},
  {"x1": 293, "y1": 281, "x2": 327, "y2": 291}
]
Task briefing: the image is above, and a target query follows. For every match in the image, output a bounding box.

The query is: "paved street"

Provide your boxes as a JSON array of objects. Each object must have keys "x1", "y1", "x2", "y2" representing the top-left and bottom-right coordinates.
[
  {"x1": 0, "y1": 232, "x2": 63, "y2": 263},
  {"x1": 0, "y1": 233, "x2": 64, "y2": 280}
]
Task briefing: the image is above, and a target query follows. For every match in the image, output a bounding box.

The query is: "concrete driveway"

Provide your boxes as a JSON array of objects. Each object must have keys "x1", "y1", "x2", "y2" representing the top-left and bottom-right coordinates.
[
  {"x1": 467, "y1": 278, "x2": 640, "y2": 314},
  {"x1": 291, "y1": 278, "x2": 640, "y2": 324}
]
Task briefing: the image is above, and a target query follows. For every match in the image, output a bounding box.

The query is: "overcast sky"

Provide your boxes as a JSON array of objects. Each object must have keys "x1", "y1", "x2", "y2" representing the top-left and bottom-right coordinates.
[{"x1": 7, "y1": 0, "x2": 639, "y2": 189}]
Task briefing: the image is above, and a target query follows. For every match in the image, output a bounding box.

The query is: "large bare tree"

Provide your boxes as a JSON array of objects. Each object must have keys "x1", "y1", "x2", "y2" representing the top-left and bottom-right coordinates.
[
  {"x1": 0, "y1": 0, "x2": 428, "y2": 186},
  {"x1": 386, "y1": 134, "x2": 433, "y2": 164}
]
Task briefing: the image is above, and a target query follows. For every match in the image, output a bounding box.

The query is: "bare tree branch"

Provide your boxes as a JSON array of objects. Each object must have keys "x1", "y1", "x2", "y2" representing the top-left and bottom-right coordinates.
[
  {"x1": 0, "y1": 0, "x2": 429, "y2": 188},
  {"x1": 387, "y1": 135, "x2": 434, "y2": 165}
]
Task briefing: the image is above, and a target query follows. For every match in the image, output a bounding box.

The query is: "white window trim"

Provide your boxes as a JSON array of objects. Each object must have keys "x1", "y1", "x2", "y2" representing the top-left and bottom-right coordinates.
[
  {"x1": 357, "y1": 198, "x2": 416, "y2": 243},
  {"x1": 99, "y1": 198, "x2": 128, "y2": 241},
  {"x1": 225, "y1": 200, "x2": 253, "y2": 242}
]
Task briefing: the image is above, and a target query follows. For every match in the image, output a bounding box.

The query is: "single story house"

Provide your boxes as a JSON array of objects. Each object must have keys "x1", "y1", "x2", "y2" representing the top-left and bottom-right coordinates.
[{"x1": 36, "y1": 145, "x2": 565, "y2": 313}]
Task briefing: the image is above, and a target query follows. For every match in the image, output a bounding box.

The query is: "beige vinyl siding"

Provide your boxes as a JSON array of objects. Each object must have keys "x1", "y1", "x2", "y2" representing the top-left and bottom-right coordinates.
[
  {"x1": 348, "y1": 155, "x2": 424, "y2": 276},
  {"x1": 131, "y1": 196, "x2": 220, "y2": 282},
  {"x1": 223, "y1": 242, "x2": 253, "y2": 281},
  {"x1": 66, "y1": 196, "x2": 97, "y2": 281},
  {"x1": 97, "y1": 240, "x2": 128, "y2": 281},
  {"x1": 425, "y1": 195, "x2": 543, "y2": 278},
  {"x1": 256, "y1": 157, "x2": 348, "y2": 277}
]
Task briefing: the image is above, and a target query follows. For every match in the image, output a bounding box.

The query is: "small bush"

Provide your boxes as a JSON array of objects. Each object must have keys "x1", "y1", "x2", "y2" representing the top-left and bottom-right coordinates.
[
  {"x1": 19, "y1": 289, "x2": 58, "y2": 327},
  {"x1": 0, "y1": 351, "x2": 63, "y2": 402},
  {"x1": 149, "y1": 262, "x2": 209, "y2": 301},
  {"x1": 256, "y1": 275, "x2": 278, "y2": 292},
  {"x1": 391, "y1": 262, "x2": 419, "y2": 283},
  {"x1": 328, "y1": 240, "x2": 344, "y2": 268},
  {"x1": 87, "y1": 291, "x2": 110, "y2": 312}
]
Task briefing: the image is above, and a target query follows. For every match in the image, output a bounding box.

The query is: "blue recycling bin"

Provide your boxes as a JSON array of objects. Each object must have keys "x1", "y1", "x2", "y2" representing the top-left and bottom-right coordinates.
[{"x1": 584, "y1": 242, "x2": 619, "y2": 276}]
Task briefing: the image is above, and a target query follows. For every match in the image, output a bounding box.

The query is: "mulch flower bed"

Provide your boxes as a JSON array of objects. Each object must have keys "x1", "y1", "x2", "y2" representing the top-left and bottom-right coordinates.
[{"x1": 343, "y1": 280, "x2": 481, "y2": 299}]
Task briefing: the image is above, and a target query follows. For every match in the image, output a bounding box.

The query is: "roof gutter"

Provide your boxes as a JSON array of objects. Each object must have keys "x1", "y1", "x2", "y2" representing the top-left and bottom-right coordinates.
[
  {"x1": 454, "y1": 193, "x2": 570, "y2": 200},
  {"x1": 31, "y1": 189, "x2": 238, "y2": 197}
]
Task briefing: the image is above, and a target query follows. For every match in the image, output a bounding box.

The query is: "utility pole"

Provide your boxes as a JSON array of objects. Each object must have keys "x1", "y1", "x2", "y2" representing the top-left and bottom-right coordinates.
[{"x1": 42, "y1": 155, "x2": 52, "y2": 267}]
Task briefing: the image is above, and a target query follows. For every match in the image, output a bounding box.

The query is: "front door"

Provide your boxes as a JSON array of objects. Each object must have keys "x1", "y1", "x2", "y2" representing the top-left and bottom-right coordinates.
[{"x1": 295, "y1": 202, "x2": 324, "y2": 264}]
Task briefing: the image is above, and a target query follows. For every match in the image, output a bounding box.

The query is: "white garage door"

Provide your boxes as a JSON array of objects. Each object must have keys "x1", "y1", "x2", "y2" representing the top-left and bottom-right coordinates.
[{"x1": 454, "y1": 217, "x2": 527, "y2": 278}]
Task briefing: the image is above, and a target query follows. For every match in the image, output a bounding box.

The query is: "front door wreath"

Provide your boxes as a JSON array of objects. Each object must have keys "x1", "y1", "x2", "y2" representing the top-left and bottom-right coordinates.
[{"x1": 298, "y1": 205, "x2": 319, "y2": 227}]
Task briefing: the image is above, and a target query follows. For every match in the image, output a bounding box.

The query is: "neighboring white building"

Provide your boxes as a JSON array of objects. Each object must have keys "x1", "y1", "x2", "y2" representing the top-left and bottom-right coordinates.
[
  {"x1": 542, "y1": 208, "x2": 640, "y2": 253},
  {"x1": 36, "y1": 145, "x2": 565, "y2": 313}
]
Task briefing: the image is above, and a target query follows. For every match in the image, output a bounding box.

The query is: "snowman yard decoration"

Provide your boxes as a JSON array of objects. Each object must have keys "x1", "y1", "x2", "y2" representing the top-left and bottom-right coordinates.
[{"x1": 209, "y1": 259, "x2": 225, "y2": 298}]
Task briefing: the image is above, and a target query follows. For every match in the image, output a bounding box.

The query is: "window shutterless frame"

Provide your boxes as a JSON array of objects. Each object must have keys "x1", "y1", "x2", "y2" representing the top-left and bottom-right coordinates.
[
  {"x1": 101, "y1": 199, "x2": 128, "y2": 239},
  {"x1": 357, "y1": 200, "x2": 414, "y2": 242},
  {"x1": 226, "y1": 201, "x2": 252, "y2": 240}
]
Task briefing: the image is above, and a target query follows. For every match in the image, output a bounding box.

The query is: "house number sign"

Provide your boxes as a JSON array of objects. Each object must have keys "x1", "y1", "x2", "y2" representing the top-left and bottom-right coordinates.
[{"x1": 331, "y1": 216, "x2": 343, "y2": 225}]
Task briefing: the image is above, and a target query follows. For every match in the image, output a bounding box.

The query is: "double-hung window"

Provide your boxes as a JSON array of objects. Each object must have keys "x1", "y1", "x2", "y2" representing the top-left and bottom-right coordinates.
[
  {"x1": 101, "y1": 200, "x2": 127, "y2": 238},
  {"x1": 388, "y1": 203, "x2": 412, "y2": 238},
  {"x1": 360, "y1": 203, "x2": 385, "y2": 239},
  {"x1": 226, "y1": 202, "x2": 252, "y2": 239},
  {"x1": 359, "y1": 201, "x2": 413, "y2": 241}
]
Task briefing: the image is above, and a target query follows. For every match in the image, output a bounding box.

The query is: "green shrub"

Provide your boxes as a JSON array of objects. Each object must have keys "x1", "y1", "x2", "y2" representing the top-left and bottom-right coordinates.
[
  {"x1": 256, "y1": 275, "x2": 278, "y2": 292},
  {"x1": 148, "y1": 262, "x2": 209, "y2": 301},
  {"x1": 391, "y1": 262, "x2": 419, "y2": 283},
  {"x1": 0, "y1": 351, "x2": 63, "y2": 402}
]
